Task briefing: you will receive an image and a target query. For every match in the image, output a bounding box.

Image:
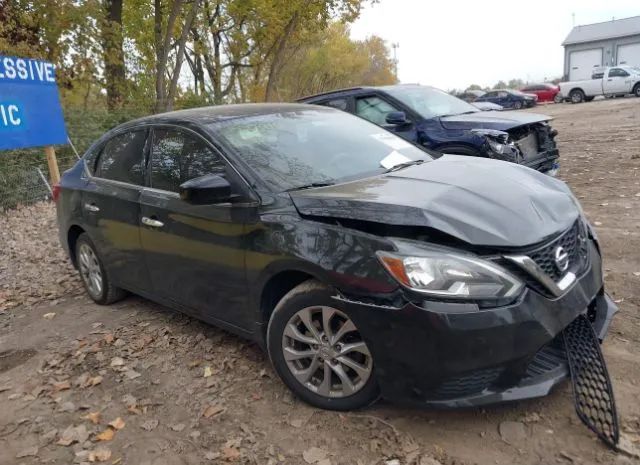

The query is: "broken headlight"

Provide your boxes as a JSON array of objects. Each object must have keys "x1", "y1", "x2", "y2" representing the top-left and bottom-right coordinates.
[{"x1": 377, "y1": 248, "x2": 523, "y2": 301}]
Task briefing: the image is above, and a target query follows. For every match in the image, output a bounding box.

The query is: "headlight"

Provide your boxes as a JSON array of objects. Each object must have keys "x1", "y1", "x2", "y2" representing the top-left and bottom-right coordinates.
[
  {"x1": 377, "y1": 248, "x2": 523, "y2": 301},
  {"x1": 487, "y1": 138, "x2": 506, "y2": 154}
]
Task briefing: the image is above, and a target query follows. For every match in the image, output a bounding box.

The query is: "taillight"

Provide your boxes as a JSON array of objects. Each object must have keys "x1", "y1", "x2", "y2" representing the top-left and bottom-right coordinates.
[{"x1": 52, "y1": 183, "x2": 61, "y2": 202}]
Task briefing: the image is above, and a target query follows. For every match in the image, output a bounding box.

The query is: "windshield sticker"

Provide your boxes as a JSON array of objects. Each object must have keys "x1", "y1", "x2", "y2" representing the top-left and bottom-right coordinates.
[
  {"x1": 371, "y1": 133, "x2": 412, "y2": 150},
  {"x1": 380, "y1": 151, "x2": 411, "y2": 169}
]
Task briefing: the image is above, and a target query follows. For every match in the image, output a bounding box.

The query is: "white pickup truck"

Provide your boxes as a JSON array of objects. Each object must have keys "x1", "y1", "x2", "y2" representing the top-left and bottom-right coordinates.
[{"x1": 559, "y1": 65, "x2": 640, "y2": 103}]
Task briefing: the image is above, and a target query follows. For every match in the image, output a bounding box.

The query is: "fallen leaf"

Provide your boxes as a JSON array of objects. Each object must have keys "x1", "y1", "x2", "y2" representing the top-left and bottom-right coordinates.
[
  {"x1": 52, "y1": 380, "x2": 71, "y2": 392},
  {"x1": 203, "y1": 404, "x2": 225, "y2": 418},
  {"x1": 204, "y1": 366, "x2": 213, "y2": 377},
  {"x1": 303, "y1": 447, "x2": 328, "y2": 464},
  {"x1": 170, "y1": 423, "x2": 186, "y2": 432},
  {"x1": 83, "y1": 412, "x2": 101, "y2": 425},
  {"x1": 108, "y1": 417, "x2": 125, "y2": 430},
  {"x1": 58, "y1": 424, "x2": 89, "y2": 446},
  {"x1": 103, "y1": 333, "x2": 114, "y2": 344},
  {"x1": 43, "y1": 312, "x2": 56, "y2": 320},
  {"x1": 110, "y1": 357, "x2": 125, "y2": 368},
  {"x1": 94, "y1": 428, "x2": 115, "y2": 442},
  {"x1": 221, "y1": 446, "x2": 241, "y2": 461},
  {"x1": 85, "y1": 375, "x2": 103, "y2": 388},
  {"x1": 140, "y1": 419, "x2": 159, "y2": 431},
  {"x1": 124, "y1": 370, "x2": 141, "y2": 380},
  {"x1": 127, "y1": 405, "x2": 142, "y2": 415},
  {"x1": 88, "y1": 447, "x2": 112, "y2": 462}
]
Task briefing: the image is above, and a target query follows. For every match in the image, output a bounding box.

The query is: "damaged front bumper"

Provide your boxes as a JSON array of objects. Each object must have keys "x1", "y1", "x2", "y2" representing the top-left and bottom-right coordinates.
[{"x1": 333, "y1": 243, "x2": 617, "y2": 408}]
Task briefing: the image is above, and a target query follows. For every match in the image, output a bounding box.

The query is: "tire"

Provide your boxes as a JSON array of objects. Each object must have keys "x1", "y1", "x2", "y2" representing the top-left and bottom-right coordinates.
[
  {"x1": 513, "y1": 101, "x2": 523, "y2": 110},
  {"x1": 267, "y1": 280, "x2": 379, "y2": 410},
  {"x1": 634, "y1": 84, "x2": 640, "y2": 98},
  {"x1": 553, "y1": 94, "x2": 563, "y2": 104},
  {"x1": 75, "y1": 233, "x2": 127, "y2": 305},
  {"x1": 570, "y1": 89, "x2": 585, "y2": 104}
]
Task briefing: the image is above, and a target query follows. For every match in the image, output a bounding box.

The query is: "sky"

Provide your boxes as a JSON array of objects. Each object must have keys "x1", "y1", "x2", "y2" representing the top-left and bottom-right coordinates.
[{"x1": 350, "y1": 0, "x2": 640, "y2": 90}]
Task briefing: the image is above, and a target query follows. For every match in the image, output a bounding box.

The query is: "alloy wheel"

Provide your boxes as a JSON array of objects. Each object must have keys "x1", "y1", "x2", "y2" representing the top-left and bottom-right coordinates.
[
  {"x1": 281, "y1": 306, "x2": 372, "y2": 398},
  {"x1": 78, "y1": 243, "x2": 103, "y2": 299}
]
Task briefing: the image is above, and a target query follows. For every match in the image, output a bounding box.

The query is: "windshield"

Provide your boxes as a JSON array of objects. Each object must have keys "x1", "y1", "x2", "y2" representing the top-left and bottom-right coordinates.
[
  {"x1": 211, "y1": 108, "x2": 430, "y2": 192},
  {"x1": 382, "y1": 86, "x2": 479, "y2": 119}
]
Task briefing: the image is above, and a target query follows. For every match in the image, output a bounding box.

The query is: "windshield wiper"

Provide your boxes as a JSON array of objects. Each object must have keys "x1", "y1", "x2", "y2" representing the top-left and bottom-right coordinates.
[
  {"x1": 285, "y1": 182, "x2": 335, "y2": 192},
  {"x1": 384, "y1": 159, "x2": 426, "y2": 173}
]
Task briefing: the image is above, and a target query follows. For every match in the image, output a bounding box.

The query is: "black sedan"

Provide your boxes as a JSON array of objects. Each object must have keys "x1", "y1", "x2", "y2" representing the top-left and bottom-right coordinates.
[{"x1": 55, "y1": 104, "x2": 616, "y2": 410}]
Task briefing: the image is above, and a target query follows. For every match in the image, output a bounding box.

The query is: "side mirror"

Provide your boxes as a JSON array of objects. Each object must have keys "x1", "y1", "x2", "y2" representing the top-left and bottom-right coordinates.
[
  {"x1": 179, "y1": 174, "x2": 231, "y2": 205},
  {"x1": 385, "y1": 111, "x2": 410, "y2": 126}
]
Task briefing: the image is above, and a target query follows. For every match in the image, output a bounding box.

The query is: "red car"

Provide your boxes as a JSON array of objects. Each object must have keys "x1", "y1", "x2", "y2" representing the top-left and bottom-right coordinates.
[{"x1": 520, "y1": 83, "x2": 560, "y2": 103}]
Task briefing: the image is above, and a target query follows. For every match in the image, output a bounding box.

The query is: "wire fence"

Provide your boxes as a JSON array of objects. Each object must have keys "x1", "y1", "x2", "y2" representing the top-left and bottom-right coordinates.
[{"x1": 0, "y1": 107, "x2": 146, "y2": 212}]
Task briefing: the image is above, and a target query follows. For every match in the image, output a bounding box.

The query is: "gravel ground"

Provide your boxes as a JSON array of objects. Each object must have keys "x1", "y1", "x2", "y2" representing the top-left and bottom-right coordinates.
[{"x1": 1, "y1": 98, "x2": 640, "y2": 465}]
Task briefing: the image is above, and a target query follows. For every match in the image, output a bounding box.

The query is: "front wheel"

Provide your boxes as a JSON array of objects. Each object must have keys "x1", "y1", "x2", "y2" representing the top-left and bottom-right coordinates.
[
  {"x1": 570, "y1": 89, "x2": 585, "y2": 103},
  {"x1": 633, "y1": 84, "x2": 640, "y2": 98},
  {"x1": 267, "y1": 280, "x2": 379, "y2": 410},
  {"x1": 513, "y1": 101, "x2": 523, "y2": 110},
  {"x1": 75, "y1": 233, "x2": 126, "y2": 305},
  {"x1": 554, "y1": 94, "x2": 563, "y2": 103}
]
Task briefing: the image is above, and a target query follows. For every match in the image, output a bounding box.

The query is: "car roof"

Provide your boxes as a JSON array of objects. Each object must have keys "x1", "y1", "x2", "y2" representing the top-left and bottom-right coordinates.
[
  {"x1": 296, "y1": 84, "x2": 437, "y2": 102},
  {"x1": 114, "y1": 103, "x2": 329, "y2": 131}
]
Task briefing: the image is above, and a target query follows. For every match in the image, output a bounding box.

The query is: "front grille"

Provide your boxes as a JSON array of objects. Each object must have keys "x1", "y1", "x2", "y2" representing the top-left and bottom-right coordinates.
[
  {"x1": 563, "y1": 315, "x2": 619, "y2": 449},
  {"x1": 431, "y1": 367, "x2": 504, "y2": 399},
  {"x1": 528, "y1": 220, "x2": 587, "y2": 282}
]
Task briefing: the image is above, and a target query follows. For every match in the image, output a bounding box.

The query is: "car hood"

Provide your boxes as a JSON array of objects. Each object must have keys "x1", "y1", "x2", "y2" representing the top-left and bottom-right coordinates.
[
  {"x1": 439, "y1": 111, "x2": 551, "y2": 131},
  {"x1": 290, "y1": 155, "x2": 579, "y2": 248}
]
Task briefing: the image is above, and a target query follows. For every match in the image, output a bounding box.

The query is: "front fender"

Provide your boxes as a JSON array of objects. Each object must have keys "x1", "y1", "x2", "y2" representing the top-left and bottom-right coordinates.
[{"x1": 246, "y1": 216, "x2": 400, "y2": 312}]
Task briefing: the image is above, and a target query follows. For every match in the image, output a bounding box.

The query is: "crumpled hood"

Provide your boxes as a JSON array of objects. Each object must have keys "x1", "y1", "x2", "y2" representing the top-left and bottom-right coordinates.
[
  {"x1": 290, "y1": 155, "x2": 579, "y2": 248},
  {"x1": 439, "y1": 111, "x2": 552, "y2": 131}
]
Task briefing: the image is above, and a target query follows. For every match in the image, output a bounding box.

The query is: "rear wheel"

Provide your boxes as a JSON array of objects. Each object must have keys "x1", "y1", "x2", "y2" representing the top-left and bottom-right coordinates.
[
  {"x1": 267, "y1": 280, "x2": 378, "y2": 410},
  {"x1": 75, "y1": 234, "x2": 126, "y2": 305},
  {"x1": 633, "y1": 84, "x2": 640, "y2": 98},
  {"x1": 553, "y1": 93, "x2": 563, "y2": 104},
  {"x1": 570, "y1": 89, "x2": 585, "y2": 103}
]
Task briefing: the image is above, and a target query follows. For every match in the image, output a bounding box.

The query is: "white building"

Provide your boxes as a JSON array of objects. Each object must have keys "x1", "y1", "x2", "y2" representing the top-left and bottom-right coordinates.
[{"x1": 562, "y1": 16, "x2": 640, "y2": 81}]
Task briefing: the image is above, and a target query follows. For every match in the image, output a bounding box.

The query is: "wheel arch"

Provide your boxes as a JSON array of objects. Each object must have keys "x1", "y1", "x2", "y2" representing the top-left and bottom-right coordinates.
[
  {"x1": 67, "y1": 224, "x2": 86, "y2": 268},
  {"x1": 259, "y1": 269, "x2": 318, "y2": 329}
]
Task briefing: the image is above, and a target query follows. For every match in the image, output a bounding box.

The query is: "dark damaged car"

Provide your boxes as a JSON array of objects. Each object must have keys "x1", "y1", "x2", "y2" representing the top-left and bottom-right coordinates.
[
  {"x1": 298, "y1": 84, "x2": 560, "y2": 175},
  {"x1": 56, "y1": 104, "x2": 616, "y2": 412}
]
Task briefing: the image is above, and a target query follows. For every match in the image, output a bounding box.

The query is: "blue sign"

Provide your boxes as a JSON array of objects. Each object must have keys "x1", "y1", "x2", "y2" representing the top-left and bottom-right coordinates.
[{"x1": 0, "y1": 56, "x2": 68, "y2": 150}]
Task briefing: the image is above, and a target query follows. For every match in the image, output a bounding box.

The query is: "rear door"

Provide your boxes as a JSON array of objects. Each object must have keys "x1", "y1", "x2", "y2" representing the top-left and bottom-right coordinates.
[
  {"x1": 603, "y1": 68, "x2": 632, "y2": 94},
  {"x1": 82, "y1": 129, "x2": 151, "y2": 293},
  {"x1": 139, "y1": 125, "x2": 257, "y2": 330}
]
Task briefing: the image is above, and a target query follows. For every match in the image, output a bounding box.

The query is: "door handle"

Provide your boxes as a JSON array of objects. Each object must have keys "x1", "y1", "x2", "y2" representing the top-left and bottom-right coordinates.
[
  {"x1": 84, "y1": 203, "x2": 100, "y2": 213},
  {"x1": 142, "y1": 216, "x2": 164, "y2": 228}
]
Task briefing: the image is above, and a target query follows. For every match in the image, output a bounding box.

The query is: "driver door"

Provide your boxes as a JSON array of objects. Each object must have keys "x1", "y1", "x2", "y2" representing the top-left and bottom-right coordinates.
[
  {"x1": 354, "y1": 94, "x2": 417, "y2": 142},
  {"x1": 603, "y1": 68, "x2": 631, "y2": 94},
  {"x1": 139, "y1": 125, "x2": 258, "y2": 330}
]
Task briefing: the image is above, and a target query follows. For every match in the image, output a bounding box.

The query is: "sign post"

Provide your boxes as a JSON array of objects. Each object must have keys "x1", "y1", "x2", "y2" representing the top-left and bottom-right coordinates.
[{"x1": 0, "y1": 56, "x2": 68, "y2": 184}]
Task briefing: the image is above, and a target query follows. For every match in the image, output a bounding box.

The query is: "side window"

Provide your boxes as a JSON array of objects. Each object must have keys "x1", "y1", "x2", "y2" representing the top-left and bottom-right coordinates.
[
  {"x1": 608, "y1": 68, "x2": 629, "y2": 77},
  {"x1": 355, "y1": 96, "x2": 401, "y2": 125},
  {"x1": 498, "y1": 91, "x2": 508, "y2": 98},
  {"x1": 149, "y1": 128, "x2": 226, "y2": 193},
  {"x1": 322, "y1": 98, "x2": 348, "y2": 111},
  {"x1": 95, "y1": 130, "x2": 147, "y2": 185}
]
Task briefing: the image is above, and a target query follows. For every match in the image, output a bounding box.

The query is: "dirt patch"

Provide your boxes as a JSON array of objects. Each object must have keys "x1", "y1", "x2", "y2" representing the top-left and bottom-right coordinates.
[
  {"x1": 0, "y1": 349, "x2": 37, "y2": 374},
  {"x1": 1, "y1": 98, "x2": 640, "y2": 465}
]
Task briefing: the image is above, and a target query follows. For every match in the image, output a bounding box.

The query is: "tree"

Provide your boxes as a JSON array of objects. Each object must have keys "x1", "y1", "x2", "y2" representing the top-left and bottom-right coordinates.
[{"x1": 103, "y1": 0, "x2": 126, "y2": 109}]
